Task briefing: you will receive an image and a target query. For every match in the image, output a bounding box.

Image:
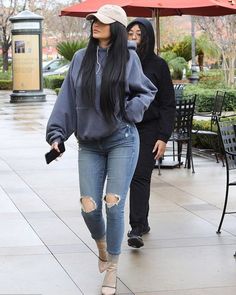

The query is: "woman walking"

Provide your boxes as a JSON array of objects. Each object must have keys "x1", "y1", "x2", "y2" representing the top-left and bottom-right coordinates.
[
  {"x1": 46, "y1": 6, "x2": 156, "y2": 294},
  {"x1": 127, "y1": 18, "x2": 176, "y2": 248}
]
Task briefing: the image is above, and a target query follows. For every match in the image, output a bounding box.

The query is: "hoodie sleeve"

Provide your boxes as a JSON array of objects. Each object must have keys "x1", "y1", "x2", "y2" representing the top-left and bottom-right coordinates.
[
  {"x1": 46, "y1": 57, "x2": 77, "y2": 145},
  {"x1": 125, "y1": 51, "x2": 157, "y2": 123},
  {"x1": 155, "y1": 59, "x2": 176, "y2": 142}
]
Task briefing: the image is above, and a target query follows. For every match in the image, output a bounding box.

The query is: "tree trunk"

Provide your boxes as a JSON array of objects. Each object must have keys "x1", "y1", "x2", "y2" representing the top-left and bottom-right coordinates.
[
  {"x1": 198, "y1": 51, "x2": 204, "y2": 72},
  {"x1": 228, "y1": 55, "x2": 235, "y2": 87},
  {"x1": 222, "y1": 52, "x2": 235, "y2": 87},
  {"x1": 2, "y1": 44, "x2": 9, "y2": 72},
  {"x1": 2, "y1": 25, "x2": 11, "y2": 72},
  {"x1": 221, "y1": 52, "x2": 229, "y2": 86}
]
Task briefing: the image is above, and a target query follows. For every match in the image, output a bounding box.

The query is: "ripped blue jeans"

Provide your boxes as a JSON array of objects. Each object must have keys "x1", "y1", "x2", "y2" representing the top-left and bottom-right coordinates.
[{"x1": 78, "y1": 122, "x2": 139, "y2": 255}]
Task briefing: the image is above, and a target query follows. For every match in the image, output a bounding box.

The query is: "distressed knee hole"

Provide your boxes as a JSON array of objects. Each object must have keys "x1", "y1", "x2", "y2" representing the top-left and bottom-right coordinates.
[
  {"x1": 80, "y1": 196, "x2": 96, "y2": 213},
  {"x1": 104, "y1": 193, "x2": 120, "y2": 208}
]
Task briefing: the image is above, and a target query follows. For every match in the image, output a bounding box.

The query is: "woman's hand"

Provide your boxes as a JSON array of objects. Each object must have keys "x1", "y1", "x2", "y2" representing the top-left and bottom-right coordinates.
[
  {"x1": 152, "y1": 140, "x2": 166, "y2": 160},
  {"x1": 51, "y1": 141, "x2": 60, "y2": 153}
]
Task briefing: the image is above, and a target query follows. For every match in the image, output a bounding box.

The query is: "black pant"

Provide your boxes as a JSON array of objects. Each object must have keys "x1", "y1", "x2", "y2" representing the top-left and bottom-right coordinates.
[{"x1": 129, "y1": 123, "x2": 158, "y2": 231}]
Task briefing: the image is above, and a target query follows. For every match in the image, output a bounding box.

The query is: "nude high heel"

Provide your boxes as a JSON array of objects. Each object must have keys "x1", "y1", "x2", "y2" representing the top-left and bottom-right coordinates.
[
  {"x1": 96, "y1": 238, "x2": 108, "y2": 273},
  {"x1": 101, "y1": 254, "x2": 119, "y2": 295}
]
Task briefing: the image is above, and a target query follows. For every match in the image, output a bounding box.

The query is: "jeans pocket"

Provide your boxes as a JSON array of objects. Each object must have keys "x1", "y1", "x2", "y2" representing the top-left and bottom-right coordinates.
[
  {"x1": 118, "y1": 122, "x2": 132, "y2": 138},
  {"x1": 113, "y1": 122, "x2": 138, "y2": 146}
]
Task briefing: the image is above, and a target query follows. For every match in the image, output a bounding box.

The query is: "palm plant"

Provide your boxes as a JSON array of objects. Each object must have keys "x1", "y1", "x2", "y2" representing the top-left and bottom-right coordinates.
[
  {"x1": 162, "y1": 34, "x2": 220, "y2": 72},
  {"x1": 56, "y1": 39, "x2": 88, "y2": 61},
  {"x1": 196, "y1": 34, "x2": 221, "y2": 71},
  {"x1": 161, "y1": 51, "x2": 188, "y2": 80},
  {"x1": 172, "y1": 36, "x2": 192, "y2": 62}
]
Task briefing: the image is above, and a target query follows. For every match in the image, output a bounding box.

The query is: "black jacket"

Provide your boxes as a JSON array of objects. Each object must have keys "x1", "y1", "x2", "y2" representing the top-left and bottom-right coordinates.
[{"x1": 127, "y1": 18, "x2": 176, "y2": 143}]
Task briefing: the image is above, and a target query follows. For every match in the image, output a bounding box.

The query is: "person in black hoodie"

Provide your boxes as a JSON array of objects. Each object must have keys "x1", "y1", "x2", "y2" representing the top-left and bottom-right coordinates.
[{"x1": 127, "y1": 18, "x2": 176, "y2": 248}]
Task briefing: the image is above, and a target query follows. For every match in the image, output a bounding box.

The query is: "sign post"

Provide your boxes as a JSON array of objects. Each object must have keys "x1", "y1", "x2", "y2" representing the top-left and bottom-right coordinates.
[{"x1": 10, "y1": 10, "x2": 46, "y2": 103}]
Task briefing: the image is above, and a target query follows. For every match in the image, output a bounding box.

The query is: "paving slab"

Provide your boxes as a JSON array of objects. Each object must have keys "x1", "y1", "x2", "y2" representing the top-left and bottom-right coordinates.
[{"x1": 0, "y1": 89, "x2": 236, "y2": 294}]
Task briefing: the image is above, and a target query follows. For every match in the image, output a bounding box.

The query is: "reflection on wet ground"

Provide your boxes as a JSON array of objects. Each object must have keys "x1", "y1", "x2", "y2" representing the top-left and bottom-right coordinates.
[
  {"x1": 0, "y1": 89, "x2": 55, "y2": 131},
  {"x1": 1, "y1": 89, "x2": 236, "y2": 294}
]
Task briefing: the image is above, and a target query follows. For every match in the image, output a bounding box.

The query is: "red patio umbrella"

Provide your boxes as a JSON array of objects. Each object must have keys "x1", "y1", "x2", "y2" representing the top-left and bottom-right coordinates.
[
  {"x1": 60, "y1": 0, "x2": 236, "y2": 50},
  {"x1": 61, "y1": 0, "x2": 236, "y2": 17}
]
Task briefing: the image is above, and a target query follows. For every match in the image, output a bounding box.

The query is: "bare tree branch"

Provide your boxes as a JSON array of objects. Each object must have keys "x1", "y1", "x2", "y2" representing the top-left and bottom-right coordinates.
[{"x1": 196, "y1": 15, "x2": 236, "y2": 86}]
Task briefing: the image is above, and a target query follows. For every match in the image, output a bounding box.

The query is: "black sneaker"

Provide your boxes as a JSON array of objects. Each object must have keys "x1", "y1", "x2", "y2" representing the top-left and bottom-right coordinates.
[
  {"x1": 142, "y1": 225, "x2": 151, "y2": 235},
  {"x1": 127, "y1": 225, "x2": 151, "y2": 237},
  {"x1": 127, "y1": 227, "x2": 144, "y2": 248}
]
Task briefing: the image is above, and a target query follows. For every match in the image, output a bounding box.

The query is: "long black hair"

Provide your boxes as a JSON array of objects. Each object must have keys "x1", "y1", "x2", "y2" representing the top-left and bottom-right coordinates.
[
  {"x1": 135, "y1": 24, "x2": 149, "y2": 62},
  {"x1": 79, "y1": 21, "x2": 129, "y2": 122}
]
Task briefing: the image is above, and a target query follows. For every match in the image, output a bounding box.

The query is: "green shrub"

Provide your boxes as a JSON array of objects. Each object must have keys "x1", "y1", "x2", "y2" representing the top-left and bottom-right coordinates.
[
  {"x1": 224, "y1": 91, "x2": 236, "y2": 111},
  {"x1": 161, "y1": 51, "x2": 188, "y2": 80},
  {"x1": 0, "y1": 80, "x2": 13, "y2": 90},
  {"x1": 192, "y1": 119, "x2": 215, "y2": 131},
  {"x1": 184, "y1": 85, "x2": 236, "y2": 112},
  {"x1": 184, "y1": 69, "x2": 236, "y2": 111},
  {"x1": 198, "y1": 70, "x2": 224, "y2": 89},
  {"x1": 220, "y1": 115, "x2": 236, "y2": 122},
  {"x1": 0, "y1": 71, "x2": 12, "y2": 80},
  {"x1": 43, "y1": 75, "x2": 64, "y2": 90},
  {"x1": 54, "y1": 88, "x2": 60, "y2": 95},
  {"x1": 184, "y1": 86, "x2": 215, "y2": 112},
  {"x1": 192, "y1": 119, "x2": 219, "y2": 150},
  {"x1": 192, "y1": 131, "x2": 220, "y2": 150}
]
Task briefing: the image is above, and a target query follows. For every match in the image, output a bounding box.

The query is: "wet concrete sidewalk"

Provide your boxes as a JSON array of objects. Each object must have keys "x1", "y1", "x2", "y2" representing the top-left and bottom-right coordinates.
[{"x1": 0, "y1": 89, "x2": 236, "y2": 295}]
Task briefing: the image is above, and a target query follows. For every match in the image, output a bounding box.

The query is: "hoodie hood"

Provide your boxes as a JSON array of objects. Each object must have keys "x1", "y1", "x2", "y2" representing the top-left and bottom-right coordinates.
[{"x1": 127, "y1": 18, "x2": 155, "y2": 58}]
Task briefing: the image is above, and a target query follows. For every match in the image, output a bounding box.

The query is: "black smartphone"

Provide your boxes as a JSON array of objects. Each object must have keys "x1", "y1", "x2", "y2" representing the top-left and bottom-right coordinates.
[{"x1": 45, "y1": 142, "x2": 65, "y2": 164}]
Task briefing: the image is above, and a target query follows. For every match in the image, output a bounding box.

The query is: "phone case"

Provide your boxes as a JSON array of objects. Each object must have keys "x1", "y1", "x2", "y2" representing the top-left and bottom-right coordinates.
[{"x1": 45, "y1": 142, "x2": 65, "y2": 164}]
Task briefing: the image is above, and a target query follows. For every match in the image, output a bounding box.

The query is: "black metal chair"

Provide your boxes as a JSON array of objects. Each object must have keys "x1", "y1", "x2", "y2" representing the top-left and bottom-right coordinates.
[
  {"x1": 155, "y1": 84, "x2": 185, "y2": 175},
  {"x1": 170, "y1": 95, "x2": 197, "y2": 173},
  {"x1": 194, "y1": 90, "x2": 226, "y2": 128},
  {"x1": 192, "y1": 91, "x2": 227, "y2": 163},
  {"x1": 216, "y1": 117, "x2": 236, "y2": 234}
]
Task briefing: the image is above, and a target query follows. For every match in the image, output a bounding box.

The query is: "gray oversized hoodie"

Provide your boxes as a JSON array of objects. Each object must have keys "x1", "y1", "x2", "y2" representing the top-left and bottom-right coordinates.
[{"x1": 46, "y1": 42, "x2": 157, "y2": 144}]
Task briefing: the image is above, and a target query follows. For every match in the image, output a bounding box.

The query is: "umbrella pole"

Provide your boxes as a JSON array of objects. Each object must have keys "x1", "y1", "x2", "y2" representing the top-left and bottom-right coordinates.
[
  {"x1": 156, "y1": 9, "x2": 160, "y2": 54},
  {"x1": 152, "y1": 8, "x2": 160, "y2": 54},
  {"x1": 153, "y1": 8, "x2": 160, "y2": 54},
  {"x1": 189, "y1": 16, "x2": 199, "y2": 84}
]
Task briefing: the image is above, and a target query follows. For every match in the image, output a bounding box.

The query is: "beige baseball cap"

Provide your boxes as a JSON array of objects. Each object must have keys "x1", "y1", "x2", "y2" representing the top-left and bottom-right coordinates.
[{"x1": 86, "y1": 4, "x2": 127, "y2": 27}]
